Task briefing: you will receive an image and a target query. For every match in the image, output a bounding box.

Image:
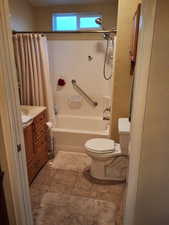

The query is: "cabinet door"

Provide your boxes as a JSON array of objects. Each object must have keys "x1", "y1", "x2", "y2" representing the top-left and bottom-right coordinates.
[
  {"x1": 24, "y1": 123, "x2": 34, "y2": 164},
  {"x1": 24, "y1": 110, "x2": 48, "y2": 184},
  {"x1": 33, "y1": 111, "x2": 48, "y2": 155}
]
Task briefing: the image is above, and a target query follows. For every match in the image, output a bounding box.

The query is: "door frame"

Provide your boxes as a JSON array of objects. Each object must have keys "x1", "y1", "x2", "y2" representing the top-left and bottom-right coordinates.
[
  {"x1": 124, "y1": 0, "x2": 157, "y2": 224},
  {"x1": 0, "y1": 1, "x2": 33, "y2": 225},
  {"x1": 0, "y1": 0, "x2": 158, "y2": 225}
]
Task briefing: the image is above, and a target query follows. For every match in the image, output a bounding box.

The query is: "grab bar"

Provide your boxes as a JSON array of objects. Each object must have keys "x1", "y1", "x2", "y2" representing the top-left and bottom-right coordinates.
[{"x1": 71, "y1": 80, "x2": 98, "y2": 107}]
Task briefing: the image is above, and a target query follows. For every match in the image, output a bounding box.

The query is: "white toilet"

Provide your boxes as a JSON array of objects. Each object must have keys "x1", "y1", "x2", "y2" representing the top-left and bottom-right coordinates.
[{"x1": 85, "y1": 118, "x2": 130, "y2": 182}]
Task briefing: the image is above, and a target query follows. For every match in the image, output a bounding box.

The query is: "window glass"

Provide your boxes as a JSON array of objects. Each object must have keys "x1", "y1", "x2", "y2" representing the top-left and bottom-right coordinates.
[
  {"x1": 55, "y1": 16, "x2": 77, "y2": 31},
  {"x1": 80, "y1": 17, "x2": 100, "y2": 29},
  {"x1": 52, "y1": 13, "x2": 102, "y2": 31}
]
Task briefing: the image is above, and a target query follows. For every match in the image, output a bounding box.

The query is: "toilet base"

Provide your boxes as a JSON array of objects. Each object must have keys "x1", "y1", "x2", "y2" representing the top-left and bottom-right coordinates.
[{"x1": 83, "y1": 168, "x2": 126, "y2": 185}]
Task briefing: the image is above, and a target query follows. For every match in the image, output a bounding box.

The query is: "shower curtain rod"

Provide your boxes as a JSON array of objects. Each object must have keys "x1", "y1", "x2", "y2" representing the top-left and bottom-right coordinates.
[{"x1": 13, "y1": 29, "x2": 117, "y2": 34}]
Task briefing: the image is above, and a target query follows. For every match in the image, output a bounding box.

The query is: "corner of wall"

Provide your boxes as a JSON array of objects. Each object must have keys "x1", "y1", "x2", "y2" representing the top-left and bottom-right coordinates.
[{"x1": 111, "y1": 0, "x2": 141, "y2": 142}]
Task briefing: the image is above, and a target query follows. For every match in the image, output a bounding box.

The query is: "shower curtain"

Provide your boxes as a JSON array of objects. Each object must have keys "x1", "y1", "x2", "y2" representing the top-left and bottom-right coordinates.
[{"x1": 13, "y1": 34, "x2": 55, "y2": 125}]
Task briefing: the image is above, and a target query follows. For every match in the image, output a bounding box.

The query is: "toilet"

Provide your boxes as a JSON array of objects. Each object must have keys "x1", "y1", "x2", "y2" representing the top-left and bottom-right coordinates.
[{"x1": 85, "y1": 118, "x2": 130, "y2": 182}]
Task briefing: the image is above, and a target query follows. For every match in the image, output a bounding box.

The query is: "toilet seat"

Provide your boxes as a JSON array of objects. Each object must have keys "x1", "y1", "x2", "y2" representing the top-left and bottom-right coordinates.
[{"x1": 85, "y1": 138, "x2": 115, "y2": 154}]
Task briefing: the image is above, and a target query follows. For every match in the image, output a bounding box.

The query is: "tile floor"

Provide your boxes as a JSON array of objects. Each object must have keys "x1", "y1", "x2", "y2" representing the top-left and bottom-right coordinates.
[{"x1": 30, "y1": 151, "x2": 126, "y2": 225}]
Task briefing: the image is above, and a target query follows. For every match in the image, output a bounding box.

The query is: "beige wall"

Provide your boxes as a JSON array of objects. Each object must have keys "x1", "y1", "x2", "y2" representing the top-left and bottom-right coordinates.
[
  {"x1": 124, "y1": 0, "x2": 157, "y2": 224},
  {"x1": 9, "y1": 0, "x2": 35, "y2": 31},
  {"x1": 125, "y1": 0, "x2": 169, "y2": 224},
  {"x1": 111, "y1": 0, "x2": 141, "y2": 141},
  {"x1": 33, "y1": 3, "x2": 117, "y2": 39},
  {"x1": 133, "y1": 0, "x2": 169, "y2": 224}
]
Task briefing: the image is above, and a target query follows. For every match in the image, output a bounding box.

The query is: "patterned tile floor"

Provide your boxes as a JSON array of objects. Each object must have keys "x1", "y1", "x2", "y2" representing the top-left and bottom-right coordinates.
[{"x1": 30, "y1": 151, "x2": 126, "y2": 225}]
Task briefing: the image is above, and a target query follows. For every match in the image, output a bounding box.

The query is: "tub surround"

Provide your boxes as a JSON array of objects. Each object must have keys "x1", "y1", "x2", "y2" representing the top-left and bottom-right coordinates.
[
  {"x1": 48, "y1": 39, "x2": 113, "y2": 154},
  {"x1": 48, "y1": 40, "x2": 113, "y2": 118}
]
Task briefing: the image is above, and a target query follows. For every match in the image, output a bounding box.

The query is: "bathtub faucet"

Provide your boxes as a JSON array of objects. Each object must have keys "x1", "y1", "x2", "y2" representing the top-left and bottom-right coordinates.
[
  {"x1": 54, "y1": 105, "x2": 58, "y2": 115},
  {"x1": 103, "y1": 107, "x2": 111, "y2": 121}
]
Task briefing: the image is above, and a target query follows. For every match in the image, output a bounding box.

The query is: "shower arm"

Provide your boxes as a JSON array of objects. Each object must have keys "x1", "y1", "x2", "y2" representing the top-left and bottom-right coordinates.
[{"x1": 71, "y1": 80, "x2": 98, "y2": 107}]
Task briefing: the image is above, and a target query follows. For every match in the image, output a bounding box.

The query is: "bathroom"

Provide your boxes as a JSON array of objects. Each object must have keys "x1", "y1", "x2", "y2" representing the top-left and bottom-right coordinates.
[
  {"x1": 1, "y1": 0, "x2": 140, "y2": 225},
  {"x1": 2, "y1": 0, "x2": 169, "y2": 225}
]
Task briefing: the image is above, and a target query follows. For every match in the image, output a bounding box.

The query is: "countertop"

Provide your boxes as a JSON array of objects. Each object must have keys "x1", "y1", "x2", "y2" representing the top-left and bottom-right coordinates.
[{"x1": 21, "y1": 105, "x2": 46, "y2": 128}]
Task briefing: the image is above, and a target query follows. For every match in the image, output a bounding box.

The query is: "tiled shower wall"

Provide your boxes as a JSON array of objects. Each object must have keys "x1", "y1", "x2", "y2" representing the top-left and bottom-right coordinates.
[{"x1": 48, "y1": 40, "x2": 114, "y2": 117}]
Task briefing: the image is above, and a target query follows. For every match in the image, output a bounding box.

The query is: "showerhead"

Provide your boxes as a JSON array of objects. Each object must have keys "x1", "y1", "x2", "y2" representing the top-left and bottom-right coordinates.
[
  {"x1": 95, "y1": 17, "x2": 102, "y2": 25},
  {"x1": 95, "y1": 17, "x2": 111, "y2": 40}
]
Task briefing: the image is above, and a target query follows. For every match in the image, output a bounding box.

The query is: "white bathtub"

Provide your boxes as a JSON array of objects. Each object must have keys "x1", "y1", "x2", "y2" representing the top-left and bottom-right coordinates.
[{"x1": 53, "y1": 115, "x2": 110, "y2": 153}]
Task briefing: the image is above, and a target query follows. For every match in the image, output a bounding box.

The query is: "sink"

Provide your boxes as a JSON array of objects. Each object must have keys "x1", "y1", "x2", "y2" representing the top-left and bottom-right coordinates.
[
  {"x1": 21, "y1": 108, "x2": 30, "y2": 115},
  {"x1": 20, "y1": 105, "x2": 47, "y2": 125},
  {"x1": 21, "y1": 114, "x2": 32, "y2": 124}
]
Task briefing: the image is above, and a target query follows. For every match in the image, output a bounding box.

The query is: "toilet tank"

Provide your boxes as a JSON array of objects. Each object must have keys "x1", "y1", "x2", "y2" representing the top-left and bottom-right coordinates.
[{"x1": 118, "y1": 118, "x2": 130, "y2": 154}]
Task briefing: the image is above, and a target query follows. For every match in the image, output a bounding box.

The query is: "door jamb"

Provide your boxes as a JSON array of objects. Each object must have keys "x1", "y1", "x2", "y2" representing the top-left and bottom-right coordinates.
[{"x1": 0, "y1": 1, "x2": 33, "y2": 225}]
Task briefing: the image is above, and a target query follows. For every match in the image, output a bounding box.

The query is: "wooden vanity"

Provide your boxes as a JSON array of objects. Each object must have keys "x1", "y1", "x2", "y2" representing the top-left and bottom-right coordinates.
[{"x1": 21, "y1": 106, "x2": 48, "y2": 184}]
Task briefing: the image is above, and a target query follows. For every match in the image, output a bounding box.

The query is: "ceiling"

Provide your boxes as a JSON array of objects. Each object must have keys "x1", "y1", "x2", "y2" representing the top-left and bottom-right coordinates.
[{"x1": 29, "y1": 0, "x2": 117, "y2": 7}]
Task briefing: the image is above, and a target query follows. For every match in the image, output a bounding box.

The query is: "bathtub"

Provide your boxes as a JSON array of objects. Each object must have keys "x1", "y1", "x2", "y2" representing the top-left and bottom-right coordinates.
[{"x1": 53, "y1": 115, "x2": 110, "y2": 153}]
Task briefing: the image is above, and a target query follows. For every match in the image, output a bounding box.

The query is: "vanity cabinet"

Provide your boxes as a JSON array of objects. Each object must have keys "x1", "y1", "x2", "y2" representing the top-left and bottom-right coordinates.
[{"x1": 23, "y1": 109, "x2": 48, "y2": 184}]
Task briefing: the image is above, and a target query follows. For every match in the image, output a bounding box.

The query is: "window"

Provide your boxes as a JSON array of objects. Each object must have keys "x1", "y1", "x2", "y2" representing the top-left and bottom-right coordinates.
[{"x1": 52, "y1": 13, "x2": 102, "y2": 31}]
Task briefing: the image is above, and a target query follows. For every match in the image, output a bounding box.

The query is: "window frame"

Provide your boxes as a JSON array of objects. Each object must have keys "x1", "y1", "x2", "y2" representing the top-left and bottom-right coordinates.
[{"x1": 52, "y1": 12, "x2": 102, "y2": 31}]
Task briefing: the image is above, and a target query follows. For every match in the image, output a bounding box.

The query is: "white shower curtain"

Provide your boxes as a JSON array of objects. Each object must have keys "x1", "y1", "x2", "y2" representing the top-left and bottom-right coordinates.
[{"x1": 13, "y1": 34, "x2": 55, "y2": 125}]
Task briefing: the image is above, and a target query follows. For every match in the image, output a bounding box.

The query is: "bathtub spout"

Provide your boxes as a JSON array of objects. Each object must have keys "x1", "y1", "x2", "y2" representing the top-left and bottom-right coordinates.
[{"x1": 103, "y1": 116, "x2": 110, "y2": 121}]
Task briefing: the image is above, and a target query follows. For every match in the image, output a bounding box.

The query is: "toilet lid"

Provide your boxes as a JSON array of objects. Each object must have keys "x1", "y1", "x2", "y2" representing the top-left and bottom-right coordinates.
[{"x1": 85, "y1": 138, "x2": 115, "y2": 153}]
